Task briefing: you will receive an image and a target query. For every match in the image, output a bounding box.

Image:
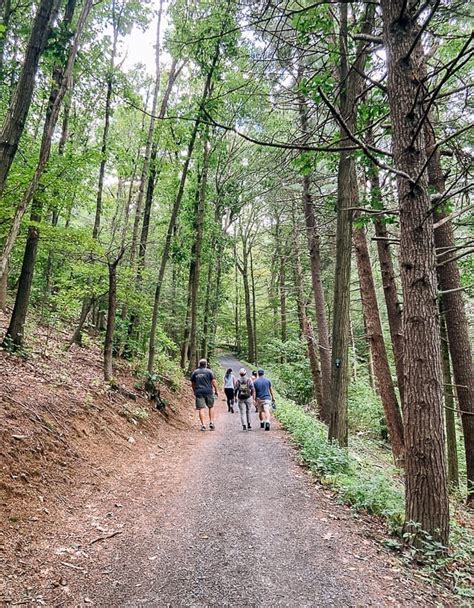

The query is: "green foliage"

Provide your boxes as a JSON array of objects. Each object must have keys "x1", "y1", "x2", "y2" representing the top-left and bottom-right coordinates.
[
  {"x1": 347, "y1": 375, "x2": 386, "y2": 437},
  {"x1": 275, "y1": 395, "x2": 404, "y2": 527}
]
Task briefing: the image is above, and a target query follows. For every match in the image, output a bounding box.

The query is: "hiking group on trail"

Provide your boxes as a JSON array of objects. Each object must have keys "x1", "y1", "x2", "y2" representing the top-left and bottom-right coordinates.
[{"x1": 190, "y1": 359, "x2": 275, "y2": 432}]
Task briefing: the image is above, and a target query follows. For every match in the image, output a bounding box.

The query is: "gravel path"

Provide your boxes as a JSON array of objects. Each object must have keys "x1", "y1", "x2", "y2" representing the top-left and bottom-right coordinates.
[{"x1": 52, "y1": 354, "x2": 444, "y2": 607}]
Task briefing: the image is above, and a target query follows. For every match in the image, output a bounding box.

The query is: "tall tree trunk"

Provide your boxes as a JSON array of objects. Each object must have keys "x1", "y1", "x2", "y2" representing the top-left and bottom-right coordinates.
[
  {"x1": 130, "y1": 1, "x2": 164, "y2": 266},
  {"x1": 137, "y1": 58, "x2": 179, "y2": 270},
  {"x1": 424, "y1": 121, "x2": 474, "y2": 504},
  {"x1": 292, "y1": 210, "x2": 323, "y2": 411},
  {"x1": 201, "y1": 262, "x2": 213, "y2": 361},
  {"x1": 0, "y1": 0, "x2": 91, "y2": 281},
  {"x1": 104, "y1": 251, "x2": 124, "y2": 381},
  {"x1": 2, "y1": 0, "x2": 93, "y2": 348},
  {"x1": 440, "y1": 307, "x2": 459, "y2": 490},
  {"x1": 234, "y1": 239, "x2": 240, "y2": 353},
  {"x1": 374, "y1": 216, "x2": 405, "y2": 401},
  {"x1": 241, "y1": 254, "x2": 255, "y2": 364},
  {"x1": 92, "y1": 7, "x2": 120, "y2": 240},
  {"x1": 187, "y1": 137, "x2": 210, "y2": 372},
  {"x1": 380, "y1": 0, "x2": 449, "y2": 545},
  {"x1": 147, "y1": 43, "x2": 220, "y2": 374},
  {"x1": 369, "y1": 160, "x2": 405, "y2": 402},
  {"x1": 0, "y1": 0, "x2": 61, "y2": 200},
  {"x1": 353, "y1": 222, "x2": 405, "y2": 466},
  {"x1": 329, "y1": 3, "x2": 374, "y2": 446},
  {"x1": 250, "y1": 249, "x2": 258, "y2": 365},
  {"x1": 297, "y1": 73, "x2": 332, "y2": 422}
]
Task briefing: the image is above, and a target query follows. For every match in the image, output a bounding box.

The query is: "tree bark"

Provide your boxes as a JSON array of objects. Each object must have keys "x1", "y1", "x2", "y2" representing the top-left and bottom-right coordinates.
[
  {"x1": 250, "y1": 248, "x2": 258, "y2": 364},
  {"x1": 0, "y1": 0, "x2": 91, "y2": 281},
  {"x1": 0, "y1": 0, "x2": 61, "y2": 199},
  {"x1": 187, "y1": 137, "x2": 210, "y2": 372},
  {"x1": 440, "y1": 307, "x2": 459, "y2": 490},
  {"x1": 92, "y1": 6, "x2": 120, "y2": 240},
  {"x1": 2, "y1": 0, "x2": 93, "y2": 348},
  {"x1": 424, "y1": 121, "x2": 474, "y2": 504},
  {"x1": 353, "y1": 222, "x2": 405, "y2": 466},
  {"x1": 147, "y1": 42, "x2": 220, "y2": 374},
  {"x1": 104, "y1": 252, "x2": 124, "y2": 381},
  {"x1": 297, "y1": 84, "x2": 332, "y2": 423},
  {"x1": 292, "y1": 210, "x2": 323, "y2": 411},
  {"x1": 329, "y1": 2, "x2": 374, "y2": 446},
  {"x1": 370, "y1": 162, "x2": 405, "y2": 402},
  {"x1": 380, "y1": 0, "x2": 449, "y2": 545}
]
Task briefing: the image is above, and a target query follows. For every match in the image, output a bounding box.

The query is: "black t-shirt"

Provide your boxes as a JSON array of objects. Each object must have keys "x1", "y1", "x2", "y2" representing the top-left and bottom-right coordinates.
[{"x1": 191, "y1": 367, "x2": 215, "y2": 396}]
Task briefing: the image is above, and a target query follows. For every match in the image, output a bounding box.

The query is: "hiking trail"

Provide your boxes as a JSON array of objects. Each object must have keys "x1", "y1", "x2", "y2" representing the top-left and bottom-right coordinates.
[{"x1": 4, "y1": 354, "x2": 445, "y2": 607}]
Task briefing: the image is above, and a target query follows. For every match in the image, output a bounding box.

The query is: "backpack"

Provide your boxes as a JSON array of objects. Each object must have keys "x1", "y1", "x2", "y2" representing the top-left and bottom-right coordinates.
[{"x1": 238, "y1": 378, "x2": 251, "y2": 399}]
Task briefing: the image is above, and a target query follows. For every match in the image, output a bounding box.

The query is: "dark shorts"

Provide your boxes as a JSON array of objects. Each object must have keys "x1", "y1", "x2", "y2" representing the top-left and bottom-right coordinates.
[{"x1": 195, "y1": 394, "x2": 215, "y2": 410}]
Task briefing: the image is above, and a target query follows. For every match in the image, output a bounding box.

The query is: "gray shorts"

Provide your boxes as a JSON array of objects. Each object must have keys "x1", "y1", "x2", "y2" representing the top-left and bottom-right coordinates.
[{"x1": 195, "y1": 394, "x2": 215, "y2": 410}]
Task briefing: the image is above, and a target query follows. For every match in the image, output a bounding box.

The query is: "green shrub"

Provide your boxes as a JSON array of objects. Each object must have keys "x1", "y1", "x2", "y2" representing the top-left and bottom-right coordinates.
[{"x1": 275, "y1": 396, "x2": 404, "y2": 528}]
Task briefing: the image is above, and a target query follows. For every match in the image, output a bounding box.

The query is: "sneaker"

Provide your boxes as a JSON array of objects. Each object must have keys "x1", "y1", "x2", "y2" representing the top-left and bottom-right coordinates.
[
  {"x1": 209, "y1": 422, "x2": 215, "y2": 430},
  {"x1": 248, "y1": 425, "x2": 252, "y2": 430},
  {"x1": 230, "y1": 407, "x2": 234, "y2": 413},
  {"x1": 242, "y1": 425, "x2": 247, "y2": 431},
  {"x1": 265, "y1": 422, "x2": 270, "y2": 431},
  {"x1": 260, "y1": 422, "x2": 265, "y2": 429},
  {"x1": 200, "y1": 425, "x2": 206, "y2": 432}
]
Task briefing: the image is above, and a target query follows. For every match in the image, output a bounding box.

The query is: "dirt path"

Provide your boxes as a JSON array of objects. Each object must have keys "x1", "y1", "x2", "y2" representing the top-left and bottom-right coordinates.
[{"x1": 4, "y1": 355, "x2": 446, "y2": 607}]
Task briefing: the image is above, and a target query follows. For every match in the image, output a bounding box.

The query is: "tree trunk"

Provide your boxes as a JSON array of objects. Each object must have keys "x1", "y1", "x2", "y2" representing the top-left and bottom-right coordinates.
[
  {"x1": 187, "y1": 137, "x2": 210, "y2": 372},
  {"x1": 92, "y1": 18, "x2": 119, "y2": 240},
  {"x1": 353, "y1": 222, "x2": 405, "y2": 466},
  {"x1": 369, "y1": 158, "x2": 405, "y2": 402},
  {"x1": 296, "y1": 84, "x2": 332, "y2": 421},
  {"x1": 440, "y1": 307, "x2": 459, "y2": 490},
  {"x1": 424, "y1": 121, "x2": 474, "y2": 504},
  {"x1": 147, "y1": 43, "x2": 220, "y2": 374},
  {"x1": 137, "y1": 58, "x2": 179, "y2": 270},
  {"x1": 0, "y1": 0, "x2": 91, "y2": 281},
  {"x1": 380, "y1": 0, "x2": 449, "y2": 545},
  {"x1": 242, "y1": 263, "x2": 254, "y2": 364},
  {"x1": 3, "y1": 0, "x2": 93, "y2": 348},
  {"x1": 250, "y1": 249, "x2": 258, "y2": 364},
  {"x1": 104, "y1": 254, "x2": 123, "y2": 381},
  {"x1": 329, "y1": 3, "x2": 374, "y2": 446},
  {"x1": 201, "y1": 262, "x2": 213, "y2": 361},
  {"x1": 0, "y1": 0, "x2": 61, "y2": 199},
  {"x1": 292, "y1": 210, "x2": 323, "y2": 411}
]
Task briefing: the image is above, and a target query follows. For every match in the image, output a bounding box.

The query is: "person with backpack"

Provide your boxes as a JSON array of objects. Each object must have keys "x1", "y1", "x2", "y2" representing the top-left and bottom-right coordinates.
[
  {"x1": 235, "y1": 368, "x2": 254, "y2": 431},
  {"x1": 253, "y1": 368, "x2": 275, "y2": 431},
  {"x1": 223, "y1": 368, "x2": 236, "y2": 413},
  {"x1": 190, "y1": 358, "x2": 219, "y2": 432}
]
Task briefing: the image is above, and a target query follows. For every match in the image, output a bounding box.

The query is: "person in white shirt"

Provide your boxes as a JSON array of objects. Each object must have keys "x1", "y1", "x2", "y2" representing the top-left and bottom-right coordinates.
[{"x1": 223, "y1": 368, "x2": 236, "y2": 413}]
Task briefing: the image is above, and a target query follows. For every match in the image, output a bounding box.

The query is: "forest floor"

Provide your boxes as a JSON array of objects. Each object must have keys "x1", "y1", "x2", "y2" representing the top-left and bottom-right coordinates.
[{"x1": 0, "y1": 321, "x2": 462, "y2": 606}]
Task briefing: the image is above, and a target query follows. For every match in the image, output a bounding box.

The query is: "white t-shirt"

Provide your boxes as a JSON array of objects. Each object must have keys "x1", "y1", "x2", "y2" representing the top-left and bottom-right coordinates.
[{"x1": 224, "y1": 374, "x2": 236, "y2": 389}]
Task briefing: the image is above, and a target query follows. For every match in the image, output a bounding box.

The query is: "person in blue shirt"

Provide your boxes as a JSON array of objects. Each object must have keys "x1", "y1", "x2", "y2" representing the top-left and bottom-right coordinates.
[{"x1": 253, "y1": 368, "x2": 275, "y2": 431}]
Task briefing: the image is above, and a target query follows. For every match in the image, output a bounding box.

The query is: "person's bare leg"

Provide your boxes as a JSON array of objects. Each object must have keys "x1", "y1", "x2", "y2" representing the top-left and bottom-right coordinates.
[
  {"x1": 209, "y1": 406, "x2": 215, "y2": 423},
  {"x1": 198, "y1": 408, "x2": 205, "y2": 426}
]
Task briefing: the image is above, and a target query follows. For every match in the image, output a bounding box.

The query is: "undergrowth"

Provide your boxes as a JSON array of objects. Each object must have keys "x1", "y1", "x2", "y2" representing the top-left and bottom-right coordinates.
[{"x1": 272, "y1": 389, "x2": 473, "y2": 601}]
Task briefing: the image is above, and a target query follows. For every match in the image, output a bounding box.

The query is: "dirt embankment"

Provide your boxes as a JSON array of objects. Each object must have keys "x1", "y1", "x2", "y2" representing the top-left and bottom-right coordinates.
[{"x1": 0, "y1": 309, "x2": 194, "y2": 603}]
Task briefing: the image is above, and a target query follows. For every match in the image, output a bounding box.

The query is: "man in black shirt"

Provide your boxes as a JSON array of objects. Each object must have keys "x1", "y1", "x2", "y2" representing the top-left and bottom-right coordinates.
[{"x1": 191, "y1": 358, "x2": 219, "y2": 431}]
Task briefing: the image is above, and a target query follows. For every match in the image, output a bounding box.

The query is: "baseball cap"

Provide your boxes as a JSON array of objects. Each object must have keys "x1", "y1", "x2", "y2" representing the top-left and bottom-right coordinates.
[
  {"x1": 258, "y1": 368, "x2": 264, "y2": 375},
  {"x1": 239, "y1": 368, "x2": 246, "y2": 376}
]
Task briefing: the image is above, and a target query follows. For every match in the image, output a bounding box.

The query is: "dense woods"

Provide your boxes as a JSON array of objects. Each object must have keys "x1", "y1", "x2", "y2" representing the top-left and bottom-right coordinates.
[{"x1": 1, "y1": 0, "x2": 472, "y2": 556}]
